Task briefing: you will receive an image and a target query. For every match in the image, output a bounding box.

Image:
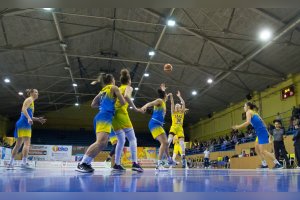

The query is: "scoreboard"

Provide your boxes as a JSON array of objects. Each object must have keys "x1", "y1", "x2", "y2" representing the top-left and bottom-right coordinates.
[{"x1": 281, "y1": 85, "x2": 295, "y2": 100}]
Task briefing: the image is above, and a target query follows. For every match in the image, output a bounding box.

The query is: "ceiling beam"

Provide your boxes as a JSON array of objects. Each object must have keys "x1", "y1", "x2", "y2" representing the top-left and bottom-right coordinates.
[
  {"x1": 197, "y1": 14, "x2": 300, "y2": 97},
  {"x1": 1, "y1": 9, "x2": 35, "y2": 17},
  {"x1": 250, "y1": 8, "x2": 300, "y2": 33},
  {"x1": 142, "y1": 8, "x2": 285, "y2": 77},
  {"x1": 52, "y1": 12, "x2": 79, "y2": 103},
  {"x1": 133, "y1": 8, "x2": 176, "y2": 98},
  {"x1": 0, "y1": 26, "x2": 110, "y2": 55},
  {"x1": 115, "y1": 30, "x2": 282, "y2": 84},
  {"x1": 0, "y1": 45, "x2": 284, "y2": 82}
]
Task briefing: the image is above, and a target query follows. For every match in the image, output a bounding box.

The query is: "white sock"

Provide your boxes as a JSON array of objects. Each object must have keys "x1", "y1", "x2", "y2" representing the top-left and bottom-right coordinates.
[
  {"x1": 9, "y1": 158, "x2": 15, "y2": 166},
  {"x1": 125, "y1": 128, "x2": 138, "y2": 163},
  {"x1": 80, "y1": 155, "x2": 93, "y2": 165},
  {"x1": 167, "y1": 135, "x2": 173, "y2": 147},
  {"x1": 179, "y1": 140, "x2": 185, "y2": 155},
  {"x1": 172, "y1": 154, "x2": 176, "y2": 161},
  {"x1": 273, "y1": 159, "x2": 280, "y2": 165},
  {"x1": 262, "y1": 160, "x2": 267, "y2": 166},
  {"x1": 22, "y1": 157, "x2": 27, "y2": 164},
  {"x1": 115, "y1": 130, "x2": 126, "y2": 165}
]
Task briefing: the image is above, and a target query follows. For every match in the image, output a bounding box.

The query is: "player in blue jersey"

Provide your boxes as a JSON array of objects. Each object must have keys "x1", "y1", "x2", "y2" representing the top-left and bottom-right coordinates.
[
  {"x1": 7, "y1": 89, "x2": 46, "y2": 169},
  {"x1": 233, "y1": 102, "x2": 283, "y2": 169},
  {"x1": 76, "y1": 74, "x2": 126, "y2": 173},
  {"x1": 141, "y1": 84, "x2": 175, "y2": 170}
]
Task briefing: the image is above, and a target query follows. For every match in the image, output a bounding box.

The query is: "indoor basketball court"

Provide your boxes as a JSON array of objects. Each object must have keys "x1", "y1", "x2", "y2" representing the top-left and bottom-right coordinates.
[{"x1": 1, "y1": 7, "x2": 300, "y2": 193}]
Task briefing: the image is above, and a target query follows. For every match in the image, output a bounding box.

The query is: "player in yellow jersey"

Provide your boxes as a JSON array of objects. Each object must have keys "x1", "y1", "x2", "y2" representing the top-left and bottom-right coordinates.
[
  {"x1": 112, "y1": 69, "x2": 144, "y2": 172},
  {"x1": 168, "y1": 91, "x2": 188, "y2": 168},
  {"x1": 172, "y1": 135, "x2": 182, "y2": 165},
  {"x1": 8, "y1": 89, "x2": 46, "y2": 169},
  {"x1": 76, "y1": 74, "x2": 126, "y2": 173}
]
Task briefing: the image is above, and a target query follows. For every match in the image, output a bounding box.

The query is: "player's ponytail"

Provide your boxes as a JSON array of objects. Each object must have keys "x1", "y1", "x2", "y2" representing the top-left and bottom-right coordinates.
[
  {"x1": 120, "y1": 69, "x2": 130, "y2": 85},
  {"x1": 91, "y1": 73, "x2": 114, "y2": 86},
  {"x1": 25, "y1": 89, "x2": 35, "y2": 97},
  {"x1": 246, "y1": 102, "x2": 258, "y2": 111}
]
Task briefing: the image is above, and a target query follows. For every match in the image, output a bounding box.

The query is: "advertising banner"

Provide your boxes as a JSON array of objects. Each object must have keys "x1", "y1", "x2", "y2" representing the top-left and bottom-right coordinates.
[
  {"x1": 50, "y1": 145, "x2": 72, "y2": 161},
  {"x1": 121, "y1": 147, "x2": 157, "y2": 167},
  {"x1": 28, "y1": 145, "x2": 72, "y2": 161}
]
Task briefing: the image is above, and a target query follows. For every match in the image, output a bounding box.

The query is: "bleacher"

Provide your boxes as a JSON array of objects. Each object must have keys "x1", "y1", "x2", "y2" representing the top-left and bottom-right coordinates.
[
  {"x1": 186, "y1": 136, "x2": 257, "y2": 155},
  {"x1": 186, "y1": 106, "x2": 299, "y2": 156}
]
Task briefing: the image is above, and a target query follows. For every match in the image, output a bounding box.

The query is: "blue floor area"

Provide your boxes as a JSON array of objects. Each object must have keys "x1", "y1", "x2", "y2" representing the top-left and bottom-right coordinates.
[{"x1": 1, "y1": 168, "x2": 300, "y2": 192}]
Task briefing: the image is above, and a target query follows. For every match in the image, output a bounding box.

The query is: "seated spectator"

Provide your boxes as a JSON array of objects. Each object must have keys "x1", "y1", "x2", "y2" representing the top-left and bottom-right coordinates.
[
  {"x1": 225, "y1": 135, "x2": 229, "y2": 141},
  {"x1": 239, "y1": 150, "x2": 246, "y2": 157},
  {"x1": 292, "y1": 106, "x2": 300, "y2": 119},
  {"x1": 250, "y1": 149, "x2": 256, "y2": 156}
]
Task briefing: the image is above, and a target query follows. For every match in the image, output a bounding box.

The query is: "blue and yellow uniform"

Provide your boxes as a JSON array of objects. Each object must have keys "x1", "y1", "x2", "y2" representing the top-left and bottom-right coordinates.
[
  {"x1": 14, "y1": 100, "x2": 34, "y2": 138},
  {"x1": 170, "y1": 111, "x2": 185, "y2": 138},
  {"x1": 173, "y1": 135, "x2": 182, "y2": 155},
  {"x1": 109, "y1": 130, "x2": 118, "y2": 145},
  {"x1": 251, "y1": 112, "x2": 269, "y2": 144},
  {"x1": 148, "y1": 100, "x2": 166, "y2": 139},
  {"x1": 112, "y1": 85, "x2": 133, "y2": 131},
  {"x1": 93, "y1": 85, "x2": 116, "y2": 134}
]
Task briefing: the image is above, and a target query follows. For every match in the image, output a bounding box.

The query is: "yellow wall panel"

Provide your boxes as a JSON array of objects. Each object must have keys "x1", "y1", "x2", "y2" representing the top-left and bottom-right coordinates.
[{"x1": 189, "y1": 73, "x2": 300, "y2": 141}]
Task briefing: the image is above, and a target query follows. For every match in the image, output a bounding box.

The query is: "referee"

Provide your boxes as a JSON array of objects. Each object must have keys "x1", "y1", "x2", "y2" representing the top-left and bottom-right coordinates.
[{"x1": 271, "y1": 120, "x2": 290, "y2": 168}]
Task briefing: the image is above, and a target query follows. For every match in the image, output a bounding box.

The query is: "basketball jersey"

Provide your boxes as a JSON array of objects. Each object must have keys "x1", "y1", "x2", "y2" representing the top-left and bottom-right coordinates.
[
  {"x1": 98, "y1": 85, "x2": 116, "y2": 113},
  {"x1": 114, "y1": 85, "x2": 129, "y2": 113},
  {"x1": 250, "y1": 111, "x2": 266, "y2": 131},
  {"x1": 21, "y1": 100, "x2": 34, "y2": 119},
  {"x1": 173, "y1": 135, "x2": 179, "y2": 145},
  {"x1": 171, "y1": 112, "x2": 184, "y2": 126},
  {"x1": 152, "y1": 100, "x2": 166, "y2": 123}
]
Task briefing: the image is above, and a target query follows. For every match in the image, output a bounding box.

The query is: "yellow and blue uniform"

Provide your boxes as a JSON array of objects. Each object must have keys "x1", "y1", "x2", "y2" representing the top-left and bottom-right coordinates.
[
  {"x1": 112, "y1": 85, "x2": 133, "y2": 131},
  {"x1": 173, "y1": 135, "x2": 182, "y2": 155},
  {"x1": 93, "y1": 85, "x2": 116, "y2": 134},
  {"x1": 109, "y1": 130, "x2": 118, "y2": 145},
  {"x1": 251, "y1": 112, "x2": 269, "y2": 144},
  {"x1": 14, "y1": 101, "x2": 34, "y2": 138},
  {"x1": 170, "y1": 111, "x2": 185, "y2": 138},
  {"x1": 148, "y1": 100, "x2": 166, "y2": 139}
]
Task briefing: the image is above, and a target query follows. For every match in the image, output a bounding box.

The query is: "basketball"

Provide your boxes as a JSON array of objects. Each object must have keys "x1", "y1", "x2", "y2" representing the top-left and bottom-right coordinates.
[{"x1": 164, "y1": 63, "x2": 173, "y2": 72}]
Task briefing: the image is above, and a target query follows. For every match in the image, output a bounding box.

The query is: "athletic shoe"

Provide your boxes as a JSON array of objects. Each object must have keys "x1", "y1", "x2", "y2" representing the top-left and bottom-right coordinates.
[
  {"x1": 105, "y1": 157, "x2": 111, "y2": 162},
  {"x1": 6, "y1": 164, "x2": 14, "y2": 170},
  {"x1": 257, "y1": 165, "x2": 269, "y2": 169},
  {"x1": 113, "y1": 164, "x2": 126, "y2": 171},
  {"x1": 168, "y1": 159, "x2": 176, "y2": 167},
  {"x1": 132, "y1": 162, "x2": 144, "y2": 173},
  {"x1": 273, "y1": 163, "x2": 283, "y2": 169},
  {"x1": 156, "y1": 164, "x2": 167, "y2": 171},
  {"x1": 295, "y1": 166, "x2": 300, "y2": 169},
  {"x1": 20, "y1": 163, "x2": 32, "y2": 169},
  {"x1": 75, "y1": 163, "x2": 94, "y2": 173}
]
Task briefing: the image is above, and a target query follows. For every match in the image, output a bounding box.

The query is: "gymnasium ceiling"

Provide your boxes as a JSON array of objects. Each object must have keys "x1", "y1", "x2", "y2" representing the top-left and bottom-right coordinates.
[{"x1": 1, "y1": 8, "x2": 300, "y2": 127}]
